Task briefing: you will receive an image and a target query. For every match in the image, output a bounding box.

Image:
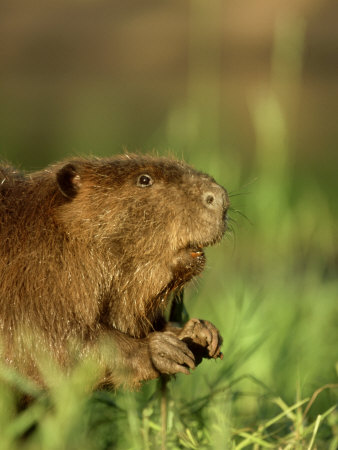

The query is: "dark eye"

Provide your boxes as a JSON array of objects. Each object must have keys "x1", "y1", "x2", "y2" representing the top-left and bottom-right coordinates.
[{"x1": 137, "y1": 174, "x2": 153, "y2": 187}]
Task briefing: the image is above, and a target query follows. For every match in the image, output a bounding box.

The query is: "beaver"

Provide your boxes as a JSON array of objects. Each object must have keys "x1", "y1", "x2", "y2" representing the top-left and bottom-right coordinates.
[{"x1": 0, "y1": 154, "x2": 229, "y2": 388}]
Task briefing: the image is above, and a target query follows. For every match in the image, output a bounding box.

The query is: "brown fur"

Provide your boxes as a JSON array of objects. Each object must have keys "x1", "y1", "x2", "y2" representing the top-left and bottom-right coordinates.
[{"x1": 0, "y1": 154, "x2": 229, "y2": 388}]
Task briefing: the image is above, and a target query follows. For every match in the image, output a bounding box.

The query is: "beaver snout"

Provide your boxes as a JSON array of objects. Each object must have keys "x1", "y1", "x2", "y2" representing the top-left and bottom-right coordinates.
[{"x1": 202, "y1": 186, "x2": 229, "y2": 212}]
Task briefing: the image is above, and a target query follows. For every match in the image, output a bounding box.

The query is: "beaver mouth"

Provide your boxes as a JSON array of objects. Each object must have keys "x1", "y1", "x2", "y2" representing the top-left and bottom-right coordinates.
[
  {"x1": 179, "y1": 211, "x2": 228, "y2": 258},
  {"x1": 184, "y1": 240, "x2": 217, "y2": 258},
  {"x1": 189, "y1": 247, "x2": 205, "y2": 259},
  {"x1": 186, "y1": 227, "x2": 226, "y2": 256}
]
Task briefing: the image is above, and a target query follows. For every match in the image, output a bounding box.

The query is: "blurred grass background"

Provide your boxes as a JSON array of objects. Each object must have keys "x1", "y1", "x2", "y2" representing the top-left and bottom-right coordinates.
[{"x1": 0, "y1": 0, "x2": 337, "y2": 448}]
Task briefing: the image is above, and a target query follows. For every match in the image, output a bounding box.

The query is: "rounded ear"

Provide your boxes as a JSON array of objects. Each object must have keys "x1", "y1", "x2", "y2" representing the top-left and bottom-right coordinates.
[{"x1": 56, "y1": 163, "x2": 82, "y2": 199}]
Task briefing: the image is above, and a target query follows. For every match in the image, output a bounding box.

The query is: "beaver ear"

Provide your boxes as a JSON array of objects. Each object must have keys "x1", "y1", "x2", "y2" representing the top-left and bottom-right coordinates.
[{"x1": 56, "y1": 163, "x2": 82, "y2": 199}]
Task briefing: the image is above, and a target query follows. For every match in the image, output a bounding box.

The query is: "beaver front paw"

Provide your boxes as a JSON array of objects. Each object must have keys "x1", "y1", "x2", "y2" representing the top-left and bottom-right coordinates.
[
  {"x1": 178, "y1": 318, "x2": 223, "y2": 365},
  {"x1": 148, "y1": 331, "x2": 196, "y2": 375}
]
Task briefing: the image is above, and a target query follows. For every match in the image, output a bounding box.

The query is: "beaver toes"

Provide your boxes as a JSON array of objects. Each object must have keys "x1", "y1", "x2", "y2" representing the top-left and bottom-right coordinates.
[{"x1": 0, "y1": 154, "x2": 229, "y2": 388}]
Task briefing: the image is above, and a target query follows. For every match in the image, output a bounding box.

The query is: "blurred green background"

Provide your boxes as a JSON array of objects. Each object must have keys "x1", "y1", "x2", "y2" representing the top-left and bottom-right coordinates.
[
  {"x1": 0, "y1": 0, "x2": 337, "y2": 447},
  {"x1": 1, "y1": 0, "x2": 337, "y2": 190}
]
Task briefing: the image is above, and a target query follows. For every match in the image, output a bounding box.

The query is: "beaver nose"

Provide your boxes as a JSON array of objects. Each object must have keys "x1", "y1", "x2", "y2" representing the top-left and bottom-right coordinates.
[
  {"x1": 204, "y1": 193, "x2": 216, "y2": 205},
  {"x1": 202, "y1": 187, "x2": 229, "y2": 210}
]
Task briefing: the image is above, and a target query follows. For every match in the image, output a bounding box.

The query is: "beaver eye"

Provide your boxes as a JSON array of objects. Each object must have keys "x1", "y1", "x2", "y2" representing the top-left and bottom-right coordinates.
[{"x1": 137, "y1": 174, "x2": 153, "y2": 187}]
